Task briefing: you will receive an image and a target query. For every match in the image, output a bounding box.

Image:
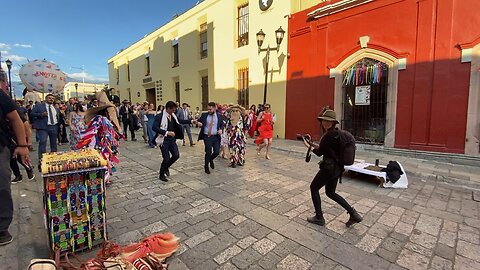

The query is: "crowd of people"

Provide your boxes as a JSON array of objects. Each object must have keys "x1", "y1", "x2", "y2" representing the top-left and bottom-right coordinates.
[{"x1": 0, "y1": 87, "x2": 363, "y2": 247}]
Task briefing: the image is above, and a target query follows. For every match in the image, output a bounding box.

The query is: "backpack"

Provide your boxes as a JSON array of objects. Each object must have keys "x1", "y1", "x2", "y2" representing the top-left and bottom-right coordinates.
[{"x1": 336, "y1": 129, "x2": 356, "y2": 166}]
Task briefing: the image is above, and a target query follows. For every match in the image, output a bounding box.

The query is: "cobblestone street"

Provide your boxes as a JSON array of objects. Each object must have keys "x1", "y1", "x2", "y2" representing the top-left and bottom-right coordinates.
[{"x1": 2, "y1": 131, "x2": 480, "y2": 269}]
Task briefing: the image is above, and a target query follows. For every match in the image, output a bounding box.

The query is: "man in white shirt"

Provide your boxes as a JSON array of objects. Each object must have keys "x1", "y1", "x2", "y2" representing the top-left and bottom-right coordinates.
[{"x1": 30, "y1": 94, "x2": 60, "y2": 166}]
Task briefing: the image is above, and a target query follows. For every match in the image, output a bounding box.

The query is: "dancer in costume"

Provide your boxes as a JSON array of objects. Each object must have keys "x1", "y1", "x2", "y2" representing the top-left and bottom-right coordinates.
[
  {"x1": 226, "y1": 105, "x2": 246, "y2": 167},
  {"x1": 77, "y1": 91, "x2": 122, "y2": 184}
]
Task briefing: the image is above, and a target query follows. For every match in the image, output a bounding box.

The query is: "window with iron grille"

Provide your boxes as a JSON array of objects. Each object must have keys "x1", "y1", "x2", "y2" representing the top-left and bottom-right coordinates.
[
  {"x1": 237, "y1": 67, "x2": 249, "y2": 108},
  {"x1": 115, "y1": 68, "x2": 119, "y2": 85},
  {"x1": 145, "y1": 56, "x2": 150, "y2": 76},
  {"x1": 342, "y1": 58, "x2": 389, "y2": 144},
  {"x1": 200, "y1": 23, "x2": 208, "y2": 59},
  {"x1": 237, "y1": 4, "x2": 249, "y2": 48}
]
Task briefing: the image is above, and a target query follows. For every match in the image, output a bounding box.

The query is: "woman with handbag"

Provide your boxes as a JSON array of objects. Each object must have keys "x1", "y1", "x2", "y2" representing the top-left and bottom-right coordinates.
[{"x1": 302, "y1": 109, "x2": 362, "y2": 227}]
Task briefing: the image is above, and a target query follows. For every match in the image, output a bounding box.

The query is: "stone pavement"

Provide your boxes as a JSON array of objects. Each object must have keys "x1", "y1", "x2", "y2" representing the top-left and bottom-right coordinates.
[{"x1": 1, "y1": 129, "x2": 480, "y2": 269}]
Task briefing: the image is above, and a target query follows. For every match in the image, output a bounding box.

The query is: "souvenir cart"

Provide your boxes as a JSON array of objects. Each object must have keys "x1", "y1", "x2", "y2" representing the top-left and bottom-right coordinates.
[{"x1": 42, "y1": 149, "x2": 109, "y2": 254}]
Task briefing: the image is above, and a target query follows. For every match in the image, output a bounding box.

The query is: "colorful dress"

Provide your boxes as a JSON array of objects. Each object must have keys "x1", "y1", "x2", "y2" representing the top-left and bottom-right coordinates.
[
  {"x1": 227, "y1": 111, "x2": 246, "y2": 166},
  {"x1": 77, "y1": 115, "x2": 122, "y2": 183},
  {"x1": 69, "y1": 113, "x2": 87, "y2": 150},
  {"x1": 254, "y1": 112, "x2": 273, "y2": 145}
]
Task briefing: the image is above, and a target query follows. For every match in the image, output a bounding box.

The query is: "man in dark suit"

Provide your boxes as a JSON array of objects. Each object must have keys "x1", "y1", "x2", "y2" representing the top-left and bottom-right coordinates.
[
  {"x1": 30, "y1": 94, "x2": 60, "y2": 165},
  {"x1": 197, "y1": 102, "x2": 224, "y2": 174},
  {"x1": 118, "y1": 100, "x2": 136, "y2": 141},
  {"x1": 153, "y1": 101, "x2": 195, "y2": 182},
  {"x1": 176, "y1": 102, "x2": 194, "y2": 146}
]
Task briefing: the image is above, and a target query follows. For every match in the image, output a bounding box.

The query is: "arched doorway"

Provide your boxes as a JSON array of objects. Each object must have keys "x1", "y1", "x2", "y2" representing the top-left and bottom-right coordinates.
[
  {"x1": 333, "y1": 48, "x2": 400, "y2": 147},
  {"x1": 342, "y1": 58, "x2": 389, "y2": 144}
]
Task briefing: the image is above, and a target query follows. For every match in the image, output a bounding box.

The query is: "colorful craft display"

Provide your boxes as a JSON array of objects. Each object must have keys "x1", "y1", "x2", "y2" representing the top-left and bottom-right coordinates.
[
  {"x1": 76, "y1": 115, "x2": 122, "y2": 182},
  {"x1": 41, "y1": 149, "x2": 107, "y2": 174},
  {"x1": 44, "y1": 168, "x2": 107, "y2": 253},
  {"x1": 343, "y1": 61, "x2": 388, "y2": 86},
  {"x1": 19, "y1": 59, "x2": 67, "y2": 94}
]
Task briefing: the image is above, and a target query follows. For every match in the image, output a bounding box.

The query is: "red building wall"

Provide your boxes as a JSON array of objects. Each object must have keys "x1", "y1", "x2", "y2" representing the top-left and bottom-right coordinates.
[{"x1": 286, "y1": 0, "x2": 480, "y2": 153}]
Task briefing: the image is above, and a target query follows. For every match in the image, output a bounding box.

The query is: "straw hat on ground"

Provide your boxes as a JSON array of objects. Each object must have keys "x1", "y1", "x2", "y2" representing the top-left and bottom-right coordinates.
[{"x1": 85, "y1": 91, "x2": 121, "y2": 131}]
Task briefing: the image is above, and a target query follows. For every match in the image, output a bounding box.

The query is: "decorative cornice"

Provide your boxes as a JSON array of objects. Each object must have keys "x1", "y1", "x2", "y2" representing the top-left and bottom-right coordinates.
[
  {"x1": 457, "y1": 36, "x2": 480, "y2": 50},
  {"x1": 328, "y1": 42, "x2": 409, "y2": 68},
  {"x1": 290, "y1": 26, "x2": 311, "y2": 38},
  {"x1": 307, "y1": 0, "x2": 374, "y2": 20}
]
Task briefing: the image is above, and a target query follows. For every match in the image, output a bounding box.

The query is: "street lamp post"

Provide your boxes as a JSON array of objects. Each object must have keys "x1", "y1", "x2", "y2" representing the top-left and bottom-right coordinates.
[
  {"x1": 5, "y1": 59, "x2": 12, "y2": 99},
  {"x1": 74, "y1": 83, "x2": 78, "y2": 100},
  {"x1": 256, "y1": 26, "x2": 285, "y2": 105}
]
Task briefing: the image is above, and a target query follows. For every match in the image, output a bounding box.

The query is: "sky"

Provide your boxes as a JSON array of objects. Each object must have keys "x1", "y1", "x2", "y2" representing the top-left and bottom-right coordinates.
[{"x1": 0, "y1": 0, "x2": 202, "y2": 96}]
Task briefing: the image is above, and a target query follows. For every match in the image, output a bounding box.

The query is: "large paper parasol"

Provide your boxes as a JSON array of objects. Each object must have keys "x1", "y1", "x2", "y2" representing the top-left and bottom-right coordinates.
[{"x1": 19, "y1": 59, "x2": 66, "y2": 94}]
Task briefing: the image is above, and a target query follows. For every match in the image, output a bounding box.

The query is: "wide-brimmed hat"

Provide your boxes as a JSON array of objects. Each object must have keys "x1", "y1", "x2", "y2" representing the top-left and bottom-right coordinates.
[
  {"x1": 227, "y1": 104, "x2": 245, "y2": 114},
  {"x1": 85, "y1": 91, "x2": 121, "y2": 131},
  {"x1": 317, "y1": 109, "x2": 339, "y2": 124}
]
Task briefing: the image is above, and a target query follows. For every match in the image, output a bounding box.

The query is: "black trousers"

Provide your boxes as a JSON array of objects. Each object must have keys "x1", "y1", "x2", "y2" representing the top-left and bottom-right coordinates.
[
  {"x1": 0, "y1": 146, "x2": 13, "y2": 232},
  {"x1": 159, "y1": 138, "x2": 179, "y2": 176},
  {"x1": 203, "y1": 135, "x2": 220, "y2": 167},
  {"x1": 10, "y1": 155, "x2": 30, "y2": 177},
  {"x1": 122, "y1": 120, "x2": 135, "y2": 139},
  {"x1": 310, "y1": 159, "x2": 353, "y2": 217}
]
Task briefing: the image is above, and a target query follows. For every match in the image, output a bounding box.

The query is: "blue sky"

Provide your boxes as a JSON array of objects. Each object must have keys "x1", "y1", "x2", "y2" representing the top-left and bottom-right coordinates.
[{"x1": 0, "y1": 0, "x2": 201, "y2": 96}]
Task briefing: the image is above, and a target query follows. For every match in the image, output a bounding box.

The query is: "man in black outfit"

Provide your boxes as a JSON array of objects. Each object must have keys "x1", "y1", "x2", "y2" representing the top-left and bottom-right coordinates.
[
  {"x1": 302, "y1": 109, "x2": 363, "y2": 227},
  {"x1": 118, "y1": 100, "x2": 136, "y2": 141},
  {"x1": 152, "y1": 101, "x2": 195, "y2": 182},
  {"x1": 196, "y1": 102, "x2": 224, "y2": 174},
  {"x1": 0, "y1": 89, "x2": 30, "y2": 246}
]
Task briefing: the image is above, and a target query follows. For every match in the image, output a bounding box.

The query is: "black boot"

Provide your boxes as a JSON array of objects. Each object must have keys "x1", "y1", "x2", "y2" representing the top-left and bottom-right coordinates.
[
  {"x1": 346, "y1": 208, "x2": 363, "y2": 227},
  {"x1": 307, "y1": 214, "x2": 325, "y2": 226}
]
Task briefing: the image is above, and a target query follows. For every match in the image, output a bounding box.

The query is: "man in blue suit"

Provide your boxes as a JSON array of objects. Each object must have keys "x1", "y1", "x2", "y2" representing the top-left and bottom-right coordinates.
[
  {"x1": 30, "y1": 94, "x2": 60, "y2": 166},
  {"x1": 197, "y1": 102, "x2": 224, "y2": 174}
]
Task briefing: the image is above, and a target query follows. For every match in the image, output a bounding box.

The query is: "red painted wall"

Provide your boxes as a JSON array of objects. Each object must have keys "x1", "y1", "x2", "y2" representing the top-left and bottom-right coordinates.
[{"x1": 286, "y1": 0, "x2": 480, "y2": 153}]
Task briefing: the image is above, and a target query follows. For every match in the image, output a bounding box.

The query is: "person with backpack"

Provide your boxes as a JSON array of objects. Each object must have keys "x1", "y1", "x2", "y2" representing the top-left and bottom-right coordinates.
[
  {"x1": 0, "y1": 90, "x2": 30, "y2": 245},
  {"x1": 302, "y1": 109, "x2": 362, "y2": 227}
]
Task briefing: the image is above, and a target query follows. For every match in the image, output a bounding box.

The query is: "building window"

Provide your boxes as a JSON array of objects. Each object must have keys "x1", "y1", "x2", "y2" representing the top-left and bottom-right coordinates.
[
  {"x1": 126, "y1": 63, "x2": 130, "y2": 81},
  {"x1": 237, "y1": 67, "x2": 249, "y2": 108},
  {"x1": 115, "y1": 68, "x2": 119, "y2": 85},
  {"x1": 200, "y1": 23, "x2": 208, "y2": 59},
  {"x1": 175, "y1": 81, "x2": 180, "y2": 102},
  {"x1": 145, "y1": 56, "x2": 151, "y2": 76},
  {"x1": 237, "y1": 4, "x2": 249, "y2": 48},
  {"x1": 172, "y1": 38, "x2": 179, "y2": 67}
]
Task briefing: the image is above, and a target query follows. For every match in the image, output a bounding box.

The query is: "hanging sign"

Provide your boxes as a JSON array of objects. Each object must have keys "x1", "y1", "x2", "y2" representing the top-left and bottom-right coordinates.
[
  {"x1": 259, "y1": 0, "x2": 273, "y2": 11},
  {"x1": 355, "y1": 85, "x2": 371, "y2": 105}
]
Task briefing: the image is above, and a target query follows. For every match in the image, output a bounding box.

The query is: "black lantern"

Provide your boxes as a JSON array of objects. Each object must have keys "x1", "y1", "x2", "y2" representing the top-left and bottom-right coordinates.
[
  {"x1": 255, "y1": 26, "x2": 285, "y2": 104},
  {"x1": 256, "y1": 29, "x2": 266, "y2": 48},
  {"x1": 74, "y1": 82, "x2": 78, "y2": 99},
  {"x1": 5, "y1": 59, "x2": 12, "y2": 98},
  {"x1": 275, "y1": 26, "x2": 285, "y2": 50}
]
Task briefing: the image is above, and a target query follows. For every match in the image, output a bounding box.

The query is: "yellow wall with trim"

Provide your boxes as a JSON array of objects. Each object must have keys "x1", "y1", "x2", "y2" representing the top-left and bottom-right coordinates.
[{"x1": 108, "y1": 0, "x2": 292, "y2": 138}]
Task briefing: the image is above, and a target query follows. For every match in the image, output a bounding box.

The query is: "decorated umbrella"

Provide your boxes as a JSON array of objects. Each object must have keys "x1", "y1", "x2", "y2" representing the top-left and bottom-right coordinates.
[{"x1": 19, "y1": 59, "x2": 66, "y2": 94}]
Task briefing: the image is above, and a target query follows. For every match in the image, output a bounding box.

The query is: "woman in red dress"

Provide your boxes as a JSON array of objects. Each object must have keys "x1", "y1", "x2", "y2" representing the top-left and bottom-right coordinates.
[{"x1": 254, "y1": 104, "x2": 275, "y2": 159}]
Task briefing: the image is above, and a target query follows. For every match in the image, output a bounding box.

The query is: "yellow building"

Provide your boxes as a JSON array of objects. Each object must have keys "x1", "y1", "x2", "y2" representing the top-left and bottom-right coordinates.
[
  {"x1": 63, "y1": 82, "x2": 107, "y2": 101},
  {"x1": 108, "y1": 0, "x2": 321, "y2": 138}
]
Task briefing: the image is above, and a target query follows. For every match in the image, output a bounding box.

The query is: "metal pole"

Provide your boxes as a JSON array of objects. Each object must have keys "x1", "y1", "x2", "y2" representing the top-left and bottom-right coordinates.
[
  {"x1": 263, "y1": 46, "x2": 270, "y2": 105},
  {"x1": 7, "y1": 69, "x2": 12, "y2": 99}
]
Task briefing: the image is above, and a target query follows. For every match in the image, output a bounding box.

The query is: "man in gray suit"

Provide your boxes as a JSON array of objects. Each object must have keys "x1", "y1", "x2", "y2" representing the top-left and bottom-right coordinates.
[{"x1": 176, "y1": 103, "x2": 194, "y2": 146}]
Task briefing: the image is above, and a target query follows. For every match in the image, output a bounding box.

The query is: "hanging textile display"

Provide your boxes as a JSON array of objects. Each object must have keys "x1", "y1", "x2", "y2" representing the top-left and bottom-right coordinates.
[
  {"x1": 42, "y1": 149, "x2": 108, "y2": 254},
  {"x1": 343, "y1": 60, "x2": 388, "y2": 86}
]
